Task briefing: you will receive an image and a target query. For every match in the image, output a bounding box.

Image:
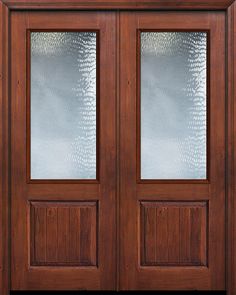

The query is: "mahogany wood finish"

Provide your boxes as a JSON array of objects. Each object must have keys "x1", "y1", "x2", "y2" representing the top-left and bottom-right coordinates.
[
  {"x1": 140, "y1": 201, "x2": 207, "y2": 266},
  {"x1": 2, "y1": 0, "x2": 235, "y2": 10},
  {"x1": 11, "y1": 11, "x2": 117, "y2": 290},
  {"x1": 0, "y1": 0, "x2": 236, "y2": 294},
  {"x1": 227, "y1": 2, "x2": 236, "y2": 294},
  {"x1": 120, "y1": 11, "x2": 225, "y2": 290},
  {"x1": 0, "y1": 2, "x2": 10, "y2": 295},
  {"x1": 30, "y1": 201, "x2": 98, "y2": 266}
]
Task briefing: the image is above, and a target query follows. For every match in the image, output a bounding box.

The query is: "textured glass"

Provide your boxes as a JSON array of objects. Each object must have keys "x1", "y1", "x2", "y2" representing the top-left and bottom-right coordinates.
[
  {"x1": 31, "y1": 32, "x2": 97, "y2": 179},
  {"x1": 141, "y1": 32, "x2": 207, "y2": 179}
]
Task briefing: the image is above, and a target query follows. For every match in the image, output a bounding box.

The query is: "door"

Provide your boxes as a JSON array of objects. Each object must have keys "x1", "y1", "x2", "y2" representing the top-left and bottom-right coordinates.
[
  {"x1": 11, "y1": 11, "x2": 117, "y2": 290},
  {"x1": 119, "y1": 12, "x2": 225, "y2": 290},
  {"x1": 10, "y1": 9, "x2": 226, "y2": 292}
]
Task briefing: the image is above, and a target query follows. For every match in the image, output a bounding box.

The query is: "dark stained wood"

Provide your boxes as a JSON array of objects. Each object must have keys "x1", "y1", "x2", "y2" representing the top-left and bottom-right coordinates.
[
  {"x1": 0, "y1": 1, "x2": 235, "y2": 294},
  {"x1": 138, "y1": 266, "x2": 210, "y2": 290},
  {"x1": 227, "y1": 2, "x2": 236, "y2": 295},
  {"x1": 115, "y1": 11, "x2": 120, "y2": 292},
  {"x1": 137, "y1": 183, "x2": 209, "y2": 199},
  {"x1": 141, "y1": 202, "x2": 207, "y2": 266},
  {"x1": 27, "y1": 183, "x2": 99, "y2": 200},
  {"x1": 11, "y1": 11, "x2": 117, "y2": 290},
  {"x1": 119, "y1": 11, "x2": 137, "y2": 290},
  {"x1": 31, "y1": 202, "x2": 97, "y2": 266},
  {"x1": 2, "y1": 0, "x2": 234, "y2": 10},
  {"x1": 57, "y1": 207, "x2": 69, "y2": 263},
  {"x1": 33, "y1": 206, "x2": 47, "y2": 263},
  {"x1": 0, "y1": 2, "x2": 10, "y2": 295},
  {"x1": 119, "y1": 11, "x2": 226, "y2": 290}
]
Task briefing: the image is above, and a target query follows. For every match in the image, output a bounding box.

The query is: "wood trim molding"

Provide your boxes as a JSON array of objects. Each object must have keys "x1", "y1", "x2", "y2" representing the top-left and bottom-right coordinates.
[
  {"x1": 227, "y1": 2, "x2": 236, "y2": 295},
  {"x1": 0, "y1": 2, "x2": 10, "y2": 295},
  {"x1": 1, "y1": 0, "x2": 235, "y2": 10},
  {"x1": 0, "y1": 0, "x2": 236, "y2": 294}
]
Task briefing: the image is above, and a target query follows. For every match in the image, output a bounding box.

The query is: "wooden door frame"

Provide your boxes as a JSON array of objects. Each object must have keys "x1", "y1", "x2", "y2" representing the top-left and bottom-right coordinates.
[{"x1": 0, "y1": 0, "x2": 235, "y2": 293}]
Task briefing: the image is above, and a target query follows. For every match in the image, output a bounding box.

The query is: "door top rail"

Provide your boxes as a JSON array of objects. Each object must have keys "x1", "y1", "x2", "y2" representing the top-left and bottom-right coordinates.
[{"x1": 1, "y1": 0, "x2": 235, "y2": 10}]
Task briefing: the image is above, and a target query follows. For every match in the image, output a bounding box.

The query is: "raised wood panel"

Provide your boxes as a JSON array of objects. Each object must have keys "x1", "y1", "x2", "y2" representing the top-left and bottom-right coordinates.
[
  {"x1": 30, "y1": 201, "x2": 98, "y2": 266},
  {"x1": 140, "y1": 201, "x2": 208, "y2": 266}
]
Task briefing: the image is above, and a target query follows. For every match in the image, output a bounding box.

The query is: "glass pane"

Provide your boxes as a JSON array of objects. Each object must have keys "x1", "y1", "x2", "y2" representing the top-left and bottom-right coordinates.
[
  {"x1": 30, "y1": 32, "x2": 97, "y2": 179},
  {"x1": 141, "y1": 32, "x2": 207, "y2": 179}
]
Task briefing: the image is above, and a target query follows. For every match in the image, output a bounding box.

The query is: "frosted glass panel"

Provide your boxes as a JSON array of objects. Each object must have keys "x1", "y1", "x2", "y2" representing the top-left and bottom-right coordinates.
[
  {"x1": 30, "y1": 32, "x2": 97, "y2": 179},
  {"x1": 141, "y1": 32, "x2": 207, "y2": 179}
]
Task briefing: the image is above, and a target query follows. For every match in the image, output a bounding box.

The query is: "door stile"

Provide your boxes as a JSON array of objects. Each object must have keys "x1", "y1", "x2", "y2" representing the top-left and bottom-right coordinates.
[{"x1": 0, "y1": 2, "x2": 10, "y2": 295}]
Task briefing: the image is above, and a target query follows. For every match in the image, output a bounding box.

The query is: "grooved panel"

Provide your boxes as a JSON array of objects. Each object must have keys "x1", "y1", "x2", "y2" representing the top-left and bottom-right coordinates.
[
  {"x1": 140, "y1": 201, "x2": 207, "y2": 266},
  {"x1": 30, "y1": 201, "x2": 98, "y2": 266}
]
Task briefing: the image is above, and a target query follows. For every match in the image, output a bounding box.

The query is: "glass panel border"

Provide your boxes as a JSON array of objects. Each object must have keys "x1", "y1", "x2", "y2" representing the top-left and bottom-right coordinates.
[
  {"x1": 26, "y1": 29, "x2": 100, "y2": 183},
  {"x1": 137, "y1": 29, "x2": 210, "y2": 183}
]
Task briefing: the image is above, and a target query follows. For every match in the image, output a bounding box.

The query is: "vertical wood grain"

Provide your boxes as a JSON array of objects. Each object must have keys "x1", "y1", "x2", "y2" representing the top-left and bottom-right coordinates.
[
  {"x1": 144, "y1": 207, "x2": 156, "y2": 262},
  {"x1": 141, "y1": 202, "x2": 207, "y2": 266},
  {"x1": 46, "y1": 207, "x2": 58, "y2": 262},
  {"x1": 227, "y1": 2, "x2": 236, "y2": 295},
  {"x1": 0, "y1": 2, "x2": 10, "y2": 295},
  {"x1": 190, "y1": 207, "x2": 201, "y2": 263},
  {"x1": 80, "y1": 207, "x2": 92, "y2": 264},
  {"x1": 69, "y1": 206, "x2": 79, "y2": 263},
  {"x1": 179, "y1": 207, "x2": 191, "y2": 263},
  {"x1": 155, "y1": 206, "x2": 168, "y2": 263},
  {"x1": 119, "y1": 12, "x2": 137, "y2": 290},
  {"x1": 167, "y1": 206, "x2": 180, "y2": 263},
  {"x1": 57, "y1": 207, "x2": 69, "y2": 263},
  {"x1": 34, "y1": 207, "x2": 46, "y2": 263},
  {"x1": 208, "y1": 12, "x2": 226, "y2": 289},
  {"x1": 30, "y1": 202, "x2": 98, "y2": 266}
]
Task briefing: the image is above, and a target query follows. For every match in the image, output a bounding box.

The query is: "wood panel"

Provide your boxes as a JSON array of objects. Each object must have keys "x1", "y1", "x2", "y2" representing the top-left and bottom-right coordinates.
[
  {"x1": 141, "y1": 201, "x2": 207, "y2": 266},
  {"x1": 2, "y1": 0, "x2": 234, "y2": 10},
  {"x1": 30, "y1": 201, "x2": 97, "y2": 266}
]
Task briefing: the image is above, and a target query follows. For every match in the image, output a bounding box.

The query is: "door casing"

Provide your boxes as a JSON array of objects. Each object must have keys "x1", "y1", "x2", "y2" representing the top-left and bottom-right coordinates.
[{"x1": 1, "y1": 0, "x2": 236, "y2": 293}]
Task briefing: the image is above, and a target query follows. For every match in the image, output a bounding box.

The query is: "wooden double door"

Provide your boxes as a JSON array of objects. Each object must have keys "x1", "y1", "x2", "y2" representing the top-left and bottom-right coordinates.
[{"x1": 11, "y1": 10, "x2": 225, "y2": 291}]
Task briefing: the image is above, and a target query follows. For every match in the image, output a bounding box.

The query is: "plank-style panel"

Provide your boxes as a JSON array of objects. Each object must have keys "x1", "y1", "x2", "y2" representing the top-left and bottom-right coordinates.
[
  {"x1": 2, "y1": 0, "x2": 234, "y2": 10},
  {"x1": 30, "y1": 201, "x2": 98, "y2": 266},
  {"x1": 57, "y1": 207, "x2": 69, "y2": 263},
  {"x1": 33, "y1": 207, "x2": 46, "y2": 263},
  {"x1": 141, "y1": 201, "x2": 207, "y2": 266}
]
